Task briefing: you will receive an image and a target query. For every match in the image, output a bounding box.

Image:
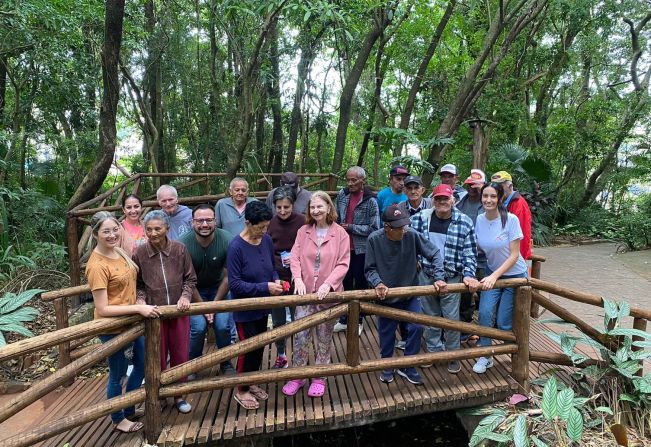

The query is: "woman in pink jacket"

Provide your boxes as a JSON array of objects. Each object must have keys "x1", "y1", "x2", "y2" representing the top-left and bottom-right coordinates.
[{"x1": 282, "y1": 191, "x2": 350, "y2": 398}]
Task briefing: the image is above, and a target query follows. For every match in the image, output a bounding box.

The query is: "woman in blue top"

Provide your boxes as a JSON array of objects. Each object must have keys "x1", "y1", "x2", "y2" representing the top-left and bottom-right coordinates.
[
  {"x1": 472, "y1": 182, "x2": 528, "y2": 374},
  {"x1": 227, "y1": 200, "x2": 284, "y2": 410}
]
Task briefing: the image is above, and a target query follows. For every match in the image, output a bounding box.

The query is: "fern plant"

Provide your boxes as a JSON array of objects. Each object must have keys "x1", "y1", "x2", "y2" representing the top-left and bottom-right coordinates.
[{"x1": 0, "y1": 289, "x2": 43, "y2": 346}]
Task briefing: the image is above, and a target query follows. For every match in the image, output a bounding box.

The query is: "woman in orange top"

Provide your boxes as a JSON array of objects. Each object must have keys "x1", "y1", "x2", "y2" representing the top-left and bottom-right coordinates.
[{"x1": 86, "y1": 211, "x2": 160, "y2": 433}]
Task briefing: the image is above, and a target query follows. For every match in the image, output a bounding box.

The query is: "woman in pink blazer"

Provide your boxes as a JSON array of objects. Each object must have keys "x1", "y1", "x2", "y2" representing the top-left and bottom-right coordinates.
[{"x1": 282, "y1": 191, "x2": 350, "y2": 398}]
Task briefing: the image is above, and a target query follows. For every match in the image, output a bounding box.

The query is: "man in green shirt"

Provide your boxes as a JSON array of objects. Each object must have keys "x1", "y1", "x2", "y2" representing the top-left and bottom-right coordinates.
[{"x1": 180, "y1": 204, "x2": 235, "y2": 375}]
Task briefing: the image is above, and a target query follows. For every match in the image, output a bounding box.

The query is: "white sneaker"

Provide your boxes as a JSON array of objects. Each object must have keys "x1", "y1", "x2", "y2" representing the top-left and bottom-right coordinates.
[
  {"x1": 333, "y1": 322, "x2": 347, "y2": 332},
  {"x1": 358, "y1": 320, "x2": 364, "y2": 336},
  {"x1": 473, "y1": 357, "x2": 494, "y2": 374}
]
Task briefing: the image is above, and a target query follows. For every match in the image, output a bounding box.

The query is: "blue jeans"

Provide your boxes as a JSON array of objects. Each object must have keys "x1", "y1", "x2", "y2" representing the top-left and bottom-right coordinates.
[
  {"x1": 477, "y1": 270, "x2": 528, "y2": 347},
  {"x1": 99, "y1": 334, "x2": 145, "y2": 424},
  {"x1": 421, "y1": 275, "x2": 461, "y2": 353},
  {"x1": 377, "y1": 297, "x2": 423, "y2": 359},
  {"x1": 189, "y1": 288, "x2": 235, "y2": 360}
]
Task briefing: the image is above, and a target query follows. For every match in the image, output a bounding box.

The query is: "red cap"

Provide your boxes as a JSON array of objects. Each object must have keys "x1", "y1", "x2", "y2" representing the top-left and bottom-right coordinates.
[{"x1": 432, "y1": 184, "x2": 453, "y2": 198}]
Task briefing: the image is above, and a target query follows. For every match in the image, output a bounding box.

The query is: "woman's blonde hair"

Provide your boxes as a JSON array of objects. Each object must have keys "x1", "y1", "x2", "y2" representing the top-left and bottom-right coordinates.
[
  {"x1": 305, "y1": 191, "x2": 338, "y2": 226},
  {"x1": 90, "y1": 211, "x2": 139, "y2": 272}
]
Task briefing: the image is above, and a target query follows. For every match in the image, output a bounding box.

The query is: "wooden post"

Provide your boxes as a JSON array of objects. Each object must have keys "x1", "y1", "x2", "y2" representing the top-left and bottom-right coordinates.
[
  {"x1": 327, "y1": 173, "x2": 337, "y2": 192},
  {"x1": 66, "y1": 216, "x2": 82, "y2": 308},
  {"x1": 530, "y1": 259, "x2": 542, "y2": 318},
  {"x1": 632, "y1": 317, "x2": 647, "y2": 377},
  {"x1": 53, "y1": 298, "x2": 71, "y2": 372},
  {"x1": 512, "y1": 286, "x2": 531, "y2": 392},
  {"x1": 144, "y1": 318, "x2": 162, "y2": 444},
  {"x1": 346, "y1": 301, "x2": 360, "y2": 367}
]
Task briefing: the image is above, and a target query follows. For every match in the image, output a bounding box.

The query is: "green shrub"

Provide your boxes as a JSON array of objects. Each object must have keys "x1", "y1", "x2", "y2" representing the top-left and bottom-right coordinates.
[{"x1": 0, "y1": 289, "x2": 42, "y2": 346}]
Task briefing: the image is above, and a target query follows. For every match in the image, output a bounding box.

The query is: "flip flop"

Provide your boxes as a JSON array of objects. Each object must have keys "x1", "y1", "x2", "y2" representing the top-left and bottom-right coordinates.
[
  {"x1": 249, "y1": 385, "x2": 268, "y2": 401},
  {"x1": 467, "y1": 335, "x2": 479, "y2": 345},
  {"x1": 113, "y1": 420, "x2": 143, "y2": 433},
  {"x1": 234, "y1": 393, "x2": 259, "y2": 410},
  {"x1": 308, "y1": 379, "x2": 326, "y2": 398}
]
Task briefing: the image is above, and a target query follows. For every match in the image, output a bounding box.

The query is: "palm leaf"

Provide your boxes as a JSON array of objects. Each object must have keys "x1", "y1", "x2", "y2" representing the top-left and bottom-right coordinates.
[{"x1": 0, "y1": 289, "x2": 44, "y2": 314}]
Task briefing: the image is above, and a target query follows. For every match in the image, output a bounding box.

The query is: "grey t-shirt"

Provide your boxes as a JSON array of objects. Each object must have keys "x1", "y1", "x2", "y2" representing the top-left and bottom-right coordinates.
[{"x1": 365, "y1": 228, "x2": 445, "y2": 303}]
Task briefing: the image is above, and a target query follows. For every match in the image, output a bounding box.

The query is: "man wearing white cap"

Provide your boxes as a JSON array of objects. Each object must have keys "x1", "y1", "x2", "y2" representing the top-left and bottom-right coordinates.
[{"x1": 438, "y1": 164, "x2": 467, "y2": 202}]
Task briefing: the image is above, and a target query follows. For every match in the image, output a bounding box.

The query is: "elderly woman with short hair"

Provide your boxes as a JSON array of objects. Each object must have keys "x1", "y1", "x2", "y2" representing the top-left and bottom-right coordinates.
[{"x1": 132, "y1": 210, "x2": 197, "y2": 413}]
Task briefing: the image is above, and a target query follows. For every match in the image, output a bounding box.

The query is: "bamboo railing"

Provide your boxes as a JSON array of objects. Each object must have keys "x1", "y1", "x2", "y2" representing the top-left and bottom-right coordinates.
[{"x1": 3, "y1": 272, "x2": 649, "y2": 445}]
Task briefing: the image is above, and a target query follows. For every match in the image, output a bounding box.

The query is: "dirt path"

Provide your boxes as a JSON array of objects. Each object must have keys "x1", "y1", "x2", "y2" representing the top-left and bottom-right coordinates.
[{"x1": 535, "y1": 242, "x2": 651, "y2": 331}]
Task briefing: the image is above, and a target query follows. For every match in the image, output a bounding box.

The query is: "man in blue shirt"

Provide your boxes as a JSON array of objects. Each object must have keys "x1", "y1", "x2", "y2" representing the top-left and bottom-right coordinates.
[{"x1": 376, "y1": 165, "x2": 409, "y2": 213}]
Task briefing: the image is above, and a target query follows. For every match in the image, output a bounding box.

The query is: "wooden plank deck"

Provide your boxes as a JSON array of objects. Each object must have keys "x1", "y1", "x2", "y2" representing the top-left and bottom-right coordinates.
[{"x1": 28, "y1": 316, "x2": 577, "y2": 447}]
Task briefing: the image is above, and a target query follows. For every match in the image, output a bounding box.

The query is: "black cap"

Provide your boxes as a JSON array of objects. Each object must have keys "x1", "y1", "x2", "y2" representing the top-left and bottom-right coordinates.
[
  {"x1": 280, "y1": 172, "x2": 299, "y2": 187},
  {"x1": 382, "y1": 204, "x2": 411, "y2": 228},
  {"x1": 404, "y1": 175, "x2": 423, "y2": 186}
]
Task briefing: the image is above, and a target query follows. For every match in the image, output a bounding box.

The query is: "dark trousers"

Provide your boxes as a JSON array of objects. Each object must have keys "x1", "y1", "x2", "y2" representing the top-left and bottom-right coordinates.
[
  {"x1": 460, "y1": 267, "x2": 485, "y2": 323},
  {"x1": 339, "y1": 251, "x2": 366, "y2": 324},
  {"x1": 235, "y1": 317, "x2": 267, "y2": 392},
  {"x1": 378, "y1": 298, "x2": 423, "y2": 359}
]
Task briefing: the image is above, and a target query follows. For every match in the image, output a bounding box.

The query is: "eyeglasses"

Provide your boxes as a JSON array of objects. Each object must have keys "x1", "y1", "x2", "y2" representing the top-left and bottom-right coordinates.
[{"x1": 192, "y1": 218, "x2": 215, "y2": 224}]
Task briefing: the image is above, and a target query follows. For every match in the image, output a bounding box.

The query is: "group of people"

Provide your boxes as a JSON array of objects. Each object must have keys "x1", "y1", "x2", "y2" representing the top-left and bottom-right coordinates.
[{"x1": 85, "y1": 166, "x2": 532, "y2": 430}]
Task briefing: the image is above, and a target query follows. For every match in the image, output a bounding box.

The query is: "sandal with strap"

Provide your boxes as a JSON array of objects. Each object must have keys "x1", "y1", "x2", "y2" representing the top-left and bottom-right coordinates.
[
  {"x1": 234, "y1": 393, "x2": 259, "y2": 410},
  {"x1": 282, "y1": 379, "x2": 307, "y2": 396},
  {"x1": 249, "y1": 385, "x2": 268, "y2": 401},
  {"x1": 308, "y1": 379, "x2": 326, "y2": 398},
  {"x1": 113, "y1": 420, "x2": 143, "y2": 433}
]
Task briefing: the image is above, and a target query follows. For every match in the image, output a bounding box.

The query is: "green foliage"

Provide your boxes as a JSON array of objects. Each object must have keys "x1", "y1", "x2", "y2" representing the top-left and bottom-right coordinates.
[{"x1": 0, "y1": 289, "x2": 43, "y2": 346}]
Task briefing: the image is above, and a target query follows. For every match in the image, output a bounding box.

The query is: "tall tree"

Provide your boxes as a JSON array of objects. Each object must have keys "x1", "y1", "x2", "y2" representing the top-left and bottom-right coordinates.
[{"x1": 68, "y1": 0, "x2": 125, "y2": 209}]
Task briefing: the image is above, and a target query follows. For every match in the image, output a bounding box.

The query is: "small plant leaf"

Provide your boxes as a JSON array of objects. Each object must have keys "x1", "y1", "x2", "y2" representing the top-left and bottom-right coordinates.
[
  {"x1": 531, "y1": 436, "x2": 550, "y2": 447},
  {"x1": 617, "y1": 301, "x2": 630, "y2": 319},
  {"x1": 566, "y1": 407, "x2": 583, "y2": 441},
  {"x1": 0, "y1": 289, "x2": 43, "y2": 314},
  {"x1": 556, "y1": 388, "x2": 574, "y2": 420},
  {"x1": 542, "y1": 376, "x2": 558, "y2": 420},
  {"x1": 609, "y1": 328, "x2": 651, "y2": 339},
  {"x1": 595, "y1": 406, "x2": 614, "y2": 415},
  {"x1": 513, "y1": 415, "x2": 529, "y2": 447},
  {"x1": 619, "y1": 393, "x2": 639, "y2": 404},
  {"x1": 602, "y1": 298, "x2": 619, "y2": 322}
]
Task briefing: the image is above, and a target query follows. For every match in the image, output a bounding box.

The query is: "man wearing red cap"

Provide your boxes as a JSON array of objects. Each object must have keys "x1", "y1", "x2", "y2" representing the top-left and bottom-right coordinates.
[{"x1": 410, "y1": 184, "x2": 480, "y2": 374}]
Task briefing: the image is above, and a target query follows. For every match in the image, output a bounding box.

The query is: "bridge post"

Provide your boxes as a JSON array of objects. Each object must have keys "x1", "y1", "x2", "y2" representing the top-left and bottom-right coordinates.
[
  {"x1": 346, "y1": 301, "x2": 360, "y2": 367},
  {"x1": 529, "y1": 259, "x2": 542, "y2": 318},
  {"x1": 633, "y1": 317, "x2": 647, "y2": 377},
  {"x1": 144, "y1": 318, "x2": 162, "y2": 444},
  {"x1": 512, "y1": 286, "x2": 532, "y2": 392}
]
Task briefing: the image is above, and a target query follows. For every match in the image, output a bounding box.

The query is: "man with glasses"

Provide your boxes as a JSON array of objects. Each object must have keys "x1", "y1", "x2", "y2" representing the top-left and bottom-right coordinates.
[
  {"x1": 410, "y1": 184, "x2": 479, "y2": 374},
  {"x1": 365, "y1": 204, "x2": 447, "y2": 386},
  {"x1": 265, "y1": 171, "x2": 312, "y2": 215},
  {"x1": 179, "y1": 204, "x2": 236, "y2": 375}
]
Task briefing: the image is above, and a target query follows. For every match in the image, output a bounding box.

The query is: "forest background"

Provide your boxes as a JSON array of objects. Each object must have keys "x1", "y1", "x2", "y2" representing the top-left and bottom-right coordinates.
[{"x1": 0, "y1": 0, "x2": 650, "y2": 292}]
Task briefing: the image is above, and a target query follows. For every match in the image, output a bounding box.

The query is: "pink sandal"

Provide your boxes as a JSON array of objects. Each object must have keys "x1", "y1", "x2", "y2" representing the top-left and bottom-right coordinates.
[
  {"x1": 282, "y1": 379, "x2": 306, "y2": 396},
  {"x1": 307, "y1": 379, "x2": 326, "y2": 398}
]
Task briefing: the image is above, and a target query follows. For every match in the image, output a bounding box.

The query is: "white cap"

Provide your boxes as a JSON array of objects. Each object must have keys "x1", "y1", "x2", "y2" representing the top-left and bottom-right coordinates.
[{"x1": 438, "y1": 163, "x2": 458, "y2": 175}]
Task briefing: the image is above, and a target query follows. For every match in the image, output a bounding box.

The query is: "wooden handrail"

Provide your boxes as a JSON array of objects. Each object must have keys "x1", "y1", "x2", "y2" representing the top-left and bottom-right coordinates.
[
  {"x1": 530, "y1": 254, "x2": 546, "y2": 263},
  {"x1": 69, "y1": 173, "x2": 142, "y2": 212},
  {"x1": 529, "y1": 350, "x2": 606, "y2": 368},
  {"x1": 0, "y1": 325, "x2": 144, "y2": 423},
  {"x1": 531, "y1": 290, "x2": 603, "y2": 342}
]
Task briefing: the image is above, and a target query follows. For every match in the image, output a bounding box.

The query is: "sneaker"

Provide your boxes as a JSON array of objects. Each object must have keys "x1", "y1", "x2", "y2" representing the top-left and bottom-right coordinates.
[
  {"x1": 395, "y1": 340, "x2": 406, "y2": 351},
  {"x1": 447, "y1": 361, "x2": 461, "y2": 374},
  {"x1": 358, "y1": 320, "x2": 364, "y2": 336},
  {"x1": 220, "y1": 362, "x2": 236, "y2": 375},
  {"x1": 397, "y1": 367, "x2": 424, "y2": 385},
  {"x1": 175, "y1": 399, "x2": 192, "y2": 414},
  {"x1": 273, "y1": 355, "x2": 288, "y2": 369},
  {"x1": 379, "y1": 369, "x2": 394, "y2": 384},
  {"x1": 333, "y1": 322, "x2": 347, "y2": 332},
  {"x1": 473, "y1": 357, "x2": 494, "y2": 374}
]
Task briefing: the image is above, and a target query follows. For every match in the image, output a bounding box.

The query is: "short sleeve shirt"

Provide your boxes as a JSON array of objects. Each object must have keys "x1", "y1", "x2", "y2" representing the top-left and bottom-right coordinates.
[
  {"x1": 86, "y1": 251, "x2": 137, "y2": 319},
  {"x1": 475, "y1": 213, "x2": 528, "y2": 276}
]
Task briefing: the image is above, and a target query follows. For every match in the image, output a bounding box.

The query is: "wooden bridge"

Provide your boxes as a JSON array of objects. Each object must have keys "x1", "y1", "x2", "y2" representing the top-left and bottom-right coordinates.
[{"x1": 0, "y1": 258, "x2": 649, "y2": 446}]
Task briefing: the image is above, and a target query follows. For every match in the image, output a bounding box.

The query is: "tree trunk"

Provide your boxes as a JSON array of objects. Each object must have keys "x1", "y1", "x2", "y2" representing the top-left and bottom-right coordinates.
[
  {"x1": 267, "y1": 21, "x2": 283, "y2": 182},
  {"x1": 286, "y1": 25, "x2": 326, "y2": 171},
  {"x1": 0, "y1": 56, "x2": 6, "y2": 125},
  {"x1": 256, "y1": 85, "x2": 266, "y2": 166},
  {"x1": 68, "y1": 0, "x2": 125, "y2": 210},
  {"x1": 398, "y1": 0, "x2": 456, "y2": 132},
  {"x1": 144, "y1": 0, "x2": 163, "y2": 173},
  {"x1": 470, "y1": 120, "x2": 490, "y2": 170},
  {"x1": 422, "y1": 0, "x2": 548, "y2": 186},
  {"x1": 332, "y1": 6, "x2": 395, "y2": 178}
]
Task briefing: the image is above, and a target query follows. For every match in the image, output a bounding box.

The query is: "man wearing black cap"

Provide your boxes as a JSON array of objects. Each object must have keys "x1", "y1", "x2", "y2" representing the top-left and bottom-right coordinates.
[
  {"x1": 365, "y1": 204, "x2": 447, "y2": 386},
  {"x1": 398, "y1": 175, "x2": 432, "y2": 217},
  {"x1": 265, "y1": 171, "x2": 312, "y2": 215},
  {"x1": 376, "y1": 165, "x2": 410, "y2": 213}
]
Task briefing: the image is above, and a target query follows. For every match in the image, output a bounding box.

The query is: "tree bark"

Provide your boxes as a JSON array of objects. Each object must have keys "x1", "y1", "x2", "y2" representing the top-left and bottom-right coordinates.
[
  {"x1": 332, "y1": 5, "x2": 396, "y2": 178},
  {"x1": 0, "y1": 56, "x2": 6, "y2": 125},
  {"x1": 68, "y1": 0, "x2": 125, "y2": 210},
  {"x1": 267, "y1": 21, "x2": 283, "y2": 181},
  {"x1": 286, "y1": 25, "x2": 326, "y2": 171},
  {"x1": 144, "y1": 0, "x2": 163, "y2": 173},
  {"x1": 398, "y1": 0, "x2": 456, "y2": 132}
]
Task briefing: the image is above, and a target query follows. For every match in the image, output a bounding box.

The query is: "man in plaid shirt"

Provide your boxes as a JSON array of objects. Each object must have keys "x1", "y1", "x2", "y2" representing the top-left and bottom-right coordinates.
[{"x1": 410, "y1": 184, "x2": 480, "y2": 374}]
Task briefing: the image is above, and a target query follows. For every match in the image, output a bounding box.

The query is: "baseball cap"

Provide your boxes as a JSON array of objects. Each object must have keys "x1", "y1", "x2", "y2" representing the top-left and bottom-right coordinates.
[
  {"x1": 438, "y1": 163, "x2": 458, "y2": 175},
  {"x1": 382, "y1": 204, "x2": 411, "y2": 228},
  {"x1": 389, "y1": 165, "x2": 410, "y2": 177},
  {"x1": 464, "y1": 169, "x2": 487, "y2": 185},
  {"x1": 280, "y1": 172, "x2": 299, "y2": 186},
  {"x1": 404, "y1": 175, "x2": 423, "y2": 186},
  {"x1": 432, "y1": 184, "x2": 454, "y2": 198},
  {"x1": 491, "y1": 171, "x2": 512, "y2": 183}
]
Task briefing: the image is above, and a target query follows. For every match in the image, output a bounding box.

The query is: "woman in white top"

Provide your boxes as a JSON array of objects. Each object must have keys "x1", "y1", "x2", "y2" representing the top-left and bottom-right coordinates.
[{"x1": 472, "y1": 182, "x2": 528, "y2": 374}]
